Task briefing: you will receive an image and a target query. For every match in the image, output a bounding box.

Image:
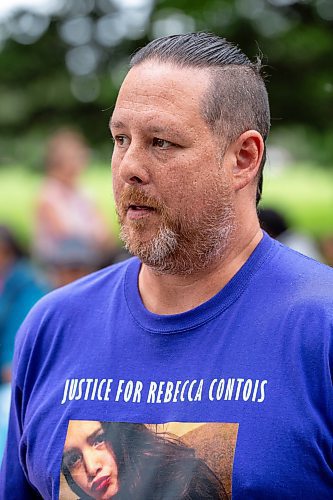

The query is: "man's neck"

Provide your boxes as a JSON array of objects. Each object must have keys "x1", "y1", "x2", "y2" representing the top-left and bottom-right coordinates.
[{"x1": 138, "y1": 227, "x2": 263, "y2": 315}]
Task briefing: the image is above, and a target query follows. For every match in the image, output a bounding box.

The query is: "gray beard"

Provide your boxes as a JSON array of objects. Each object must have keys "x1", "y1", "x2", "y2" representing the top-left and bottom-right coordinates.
[
  {"x1": 120, "y1": 207, "x2": 235, "y2": 276},
  {"x1": 120, "y1": 223, "x2": 178, "y2": 269}
]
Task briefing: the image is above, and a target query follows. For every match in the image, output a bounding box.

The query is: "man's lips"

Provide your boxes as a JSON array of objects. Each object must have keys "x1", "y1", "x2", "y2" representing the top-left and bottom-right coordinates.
[
  {"x1": 128, "y1": 204, "x2": 155, "y2": 211},
  {"x1": 92, "y1": 475, "x2": 111, "y2": 493},
  {"x1": 126, "y1": 204, "x2": 157, "y2": 219}
]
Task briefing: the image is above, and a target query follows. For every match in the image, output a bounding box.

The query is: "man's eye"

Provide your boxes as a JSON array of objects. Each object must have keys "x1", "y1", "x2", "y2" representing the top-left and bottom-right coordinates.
[
  {"x1": 114, "y1": 135, "x2": 130, "y2": 147},
  {"x1": 152, "y1": 138, "x2": 173, "y2": 149}
]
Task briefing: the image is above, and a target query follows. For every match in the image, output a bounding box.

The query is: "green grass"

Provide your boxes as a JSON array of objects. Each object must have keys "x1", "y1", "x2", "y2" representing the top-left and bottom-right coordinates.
[
  {"x1": 0, "y1": 168, "x2": 41, "y2": 246},
  {"x1": 261, "y1": 164, "x2": 333, "y2": 238},
  {"x1": 0, "y1": 163, "x2": 332, "y2": 247}
]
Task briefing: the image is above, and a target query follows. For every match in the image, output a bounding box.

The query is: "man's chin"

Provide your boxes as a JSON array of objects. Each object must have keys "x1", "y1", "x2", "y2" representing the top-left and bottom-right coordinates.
[
  {"x1": 120, "y1": 226, "x2": 156, "y2": 255},
  {"x1": 120, "y1": 223, "x2": 179, "y2": 266},
  {"x1": 121, "y1": 221, "x2": 155, "y2": 239}
]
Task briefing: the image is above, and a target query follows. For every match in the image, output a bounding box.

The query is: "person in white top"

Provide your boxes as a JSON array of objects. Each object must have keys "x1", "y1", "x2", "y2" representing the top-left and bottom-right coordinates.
[{"x1": 33, "y1": 129, "x2": 115, "y2": 267}]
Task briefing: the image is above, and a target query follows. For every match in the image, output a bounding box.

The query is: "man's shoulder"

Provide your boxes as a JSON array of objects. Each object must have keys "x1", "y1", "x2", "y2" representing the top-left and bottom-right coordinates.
[
  {"x1": 13, "y1": 258, "x2": 137, "y2": 361},
  {"x1": 276, "y1": 241, "x2": 333, "y2": 281},
  {"x1": 269, "y1": 241, "x2": 333, "y2": 309}
]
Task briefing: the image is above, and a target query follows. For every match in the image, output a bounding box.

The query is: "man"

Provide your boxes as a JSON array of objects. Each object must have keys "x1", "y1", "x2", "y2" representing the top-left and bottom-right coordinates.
[{"x1": 1, "y1": 33, "x2": 332, "y2": 499}]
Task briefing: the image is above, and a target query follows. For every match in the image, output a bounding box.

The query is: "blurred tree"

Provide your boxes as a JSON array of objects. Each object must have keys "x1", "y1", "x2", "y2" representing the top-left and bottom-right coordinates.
[{"x1": 0, "y1": 0, "x2": 332, "y2": 167}]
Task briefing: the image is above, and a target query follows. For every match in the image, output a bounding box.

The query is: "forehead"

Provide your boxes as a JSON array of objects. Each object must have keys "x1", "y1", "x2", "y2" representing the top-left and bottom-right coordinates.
[
  {"x1": 112, "y1": 62, "x2": 211, "y2": 128},
  {"x1": 65, "y1": 420, "x2": 102, "y2": 450}
]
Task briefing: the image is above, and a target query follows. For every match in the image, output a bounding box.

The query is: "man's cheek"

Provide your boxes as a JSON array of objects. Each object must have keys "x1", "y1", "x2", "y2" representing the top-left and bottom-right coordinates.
[{"x1": 112, "y1": 182, "x2": 122, "y2": 207}]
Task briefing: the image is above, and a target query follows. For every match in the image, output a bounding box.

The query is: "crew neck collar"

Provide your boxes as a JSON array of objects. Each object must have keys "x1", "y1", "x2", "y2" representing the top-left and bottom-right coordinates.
[{"x1": 124, "y1": 232, "x2": 276, "y2": 334}]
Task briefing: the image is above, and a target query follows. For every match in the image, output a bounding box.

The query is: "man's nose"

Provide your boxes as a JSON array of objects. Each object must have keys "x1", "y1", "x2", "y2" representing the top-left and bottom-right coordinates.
[{"x1": 116, "y1": 143, "x2": 150, "y2": 186}]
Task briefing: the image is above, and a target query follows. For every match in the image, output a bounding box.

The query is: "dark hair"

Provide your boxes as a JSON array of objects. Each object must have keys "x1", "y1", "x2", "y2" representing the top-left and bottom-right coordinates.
[
  {"x1": 62, "y1": 422, "x2": 228, "y2": 500},
  {"x1": 130, "y1": 32, "x2": 270, "y2": 205},
  {"x1": 258, "y1": 207, "x2": 288, "y2": 239},
  {"x1": 0, "y1": 225, "x2": 25, "y2": 259}
]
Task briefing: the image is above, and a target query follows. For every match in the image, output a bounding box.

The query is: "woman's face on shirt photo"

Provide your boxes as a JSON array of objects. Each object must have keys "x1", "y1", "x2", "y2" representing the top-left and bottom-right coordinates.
[{"x1": 63, "y1": 420, "x2": 119, "y2": 499}]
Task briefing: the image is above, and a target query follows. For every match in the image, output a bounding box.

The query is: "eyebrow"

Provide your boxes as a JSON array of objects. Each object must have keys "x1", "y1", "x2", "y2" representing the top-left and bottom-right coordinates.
[
  {"x1": 63, "y1": 427, "x2": 102, "y2": 455},
  {"x1": 109, "y1": 120, "x2": 186, "y2": 140},
  {"x1": 87, "y1": 428, "x2": 103, "y2": 445},
  {"x1": 109, "y1": 119, "x2": 126, "y2": 130},
  {"x1": 145, "y1": 125, "x2": 176, "y2": 135}
]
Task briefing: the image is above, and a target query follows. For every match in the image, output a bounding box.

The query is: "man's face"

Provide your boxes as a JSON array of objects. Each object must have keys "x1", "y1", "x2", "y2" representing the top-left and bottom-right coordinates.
[{"x1": 110, "y1": 62, "x2": 236, "y2": 274}]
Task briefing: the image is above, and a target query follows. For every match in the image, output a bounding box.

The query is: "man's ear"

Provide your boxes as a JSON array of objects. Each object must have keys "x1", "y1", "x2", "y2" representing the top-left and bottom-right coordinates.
[{"x1": 229, "y1": 130, "x2": 264, "y2": 192}]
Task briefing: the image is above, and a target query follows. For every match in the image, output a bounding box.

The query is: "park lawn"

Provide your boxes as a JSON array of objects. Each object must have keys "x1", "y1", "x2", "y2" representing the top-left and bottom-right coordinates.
[
  {"x1": 0, "y1": 163, "x2": 332, "y2": 247},
  {"x1": 261, "y1": 164, "x2": 333, "y2": 238}
]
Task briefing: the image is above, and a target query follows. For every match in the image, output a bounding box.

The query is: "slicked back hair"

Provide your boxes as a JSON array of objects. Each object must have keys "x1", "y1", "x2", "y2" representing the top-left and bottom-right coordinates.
[{"x1": 130, "y1": 32, "x2": 270, "y2": 205}]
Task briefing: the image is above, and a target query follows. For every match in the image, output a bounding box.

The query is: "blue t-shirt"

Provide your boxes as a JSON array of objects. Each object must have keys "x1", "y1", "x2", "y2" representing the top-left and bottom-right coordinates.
[{"x1": 0, "y1": 233, "x2": 332, "y2": 499}]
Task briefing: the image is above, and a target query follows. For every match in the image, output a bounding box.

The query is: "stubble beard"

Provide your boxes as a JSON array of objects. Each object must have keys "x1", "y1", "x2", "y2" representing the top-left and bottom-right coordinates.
[{"x1": 118, "y1": 185, "x2": 236, "y2": 275}]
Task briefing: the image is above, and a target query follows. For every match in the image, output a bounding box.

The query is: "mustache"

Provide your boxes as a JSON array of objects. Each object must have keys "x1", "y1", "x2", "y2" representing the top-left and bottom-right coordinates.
[{"x1": 118, "y1": 187, "x2": 166, "y2": 213}]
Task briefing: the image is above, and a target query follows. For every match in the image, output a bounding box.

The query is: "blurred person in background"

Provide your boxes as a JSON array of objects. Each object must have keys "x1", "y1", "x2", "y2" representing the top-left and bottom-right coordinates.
[
  {"x1": 320, "y1": 234, "x2": 333, "y2": 267},
  {"x1": 259, "y1": 207, "x2": 322, "y2": 261},
  {"x1": 0, "y1": 225, "x2": 48, "y2": 460},
  {"x1": 33, "y1": 129, "x2": 116, "y2": 270},
  {"x1": 46, "y1": 237, "x2": 99, "y2": 288}
]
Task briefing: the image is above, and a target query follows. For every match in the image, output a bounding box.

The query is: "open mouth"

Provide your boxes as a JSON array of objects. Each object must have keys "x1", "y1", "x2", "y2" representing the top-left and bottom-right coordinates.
[
  {"x1": 124, "y1": 204, "x2": 157, "y2": 220},
  {"x1": 128, "y1": 204, "x2": 155, "y2": 212}
]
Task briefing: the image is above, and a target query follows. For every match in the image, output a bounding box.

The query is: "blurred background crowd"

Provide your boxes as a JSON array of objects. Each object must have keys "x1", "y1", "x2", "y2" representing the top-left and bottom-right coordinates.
[{"x1": 0, "y1": 0, "x2": 332, "y2": 459}]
